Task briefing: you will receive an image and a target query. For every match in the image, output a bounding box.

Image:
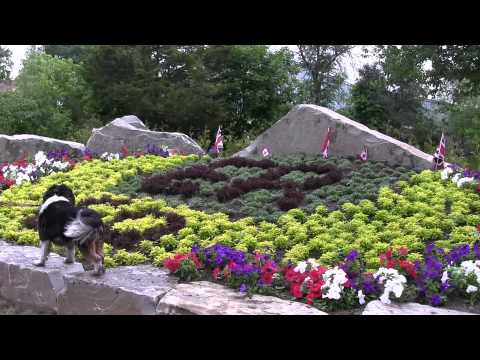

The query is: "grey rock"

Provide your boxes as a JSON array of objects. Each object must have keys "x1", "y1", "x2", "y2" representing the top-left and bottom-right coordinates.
[
  {"x1": 362, "y1": 300, "x2": 477, "y2": 315},
  {"x1": 157, "y1": 281, "x2": 327, "y2": 315},
  {"x1": 57, "y1": 265, "x2": 178, "y2": 315},
  {"x1": 86, "y1": 115, "x2": 205, "y2": 156},
  {"x1": 235, "y1": 104, "x2": 433, "y2": 169},
  {"x1": 0, "y1": 240, "x2": 84, "y2": 314},
  {"x1": 0, "y1": 134, "x2": 85, "y2": 164}
]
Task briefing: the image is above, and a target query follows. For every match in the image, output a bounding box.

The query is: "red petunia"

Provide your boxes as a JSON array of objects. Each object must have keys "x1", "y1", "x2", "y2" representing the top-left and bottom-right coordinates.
[
  {"x1": 227, "y1": 261, "x2": 237, "y2": 270},
  {"x1": 189, "y1": 254, "x2": 202, "y2": 269},
  {"x1": 212, "y1": 267, "x2": 221, "y2": 280},
  {"x1": 344, "y1": 279, "x2": 352, "y2": 288},
  {"x1": 476, "y1": 224, "x2": 480, "y2": 234},
  {"x1": 290, "y1": 283, "x2": 303, "y2": 299},
  {"x1": 398, "y1": 247, "x2": 408, "y2": 257},
  {"x1": 385, "y1": 249, "x2": 393, "y2": 259}
]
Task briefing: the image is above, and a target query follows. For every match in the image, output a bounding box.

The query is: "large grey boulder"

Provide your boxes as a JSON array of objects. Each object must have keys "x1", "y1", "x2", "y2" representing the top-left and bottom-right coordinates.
[
  {"x1": 236, "y1": 105, "x2": 434, "y2": 169},
  {"x1": 57, "y1": 265, "x2": 178, "y2": 315},
  {"x1": 0, "y1": 134, "x2": 85, "y2": 164},
  {"x1": 157, "y1": 281, "x2": 327, "y2": 315},
  {"x1": 0, "y1": 240, "x2": 84, "y2": 314},
  {"x1": 86, "y1": 115, "x2": 205, "y2": 156},
  {"x1": 362, "y1": 300, "x2": 476, "y2": 315}
]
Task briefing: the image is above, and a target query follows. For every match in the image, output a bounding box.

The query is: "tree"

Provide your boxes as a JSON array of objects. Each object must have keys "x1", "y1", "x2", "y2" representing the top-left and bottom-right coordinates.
[
  {"x1": 8, "y1": 52, "x2": 99, "y2": 140},
  {"x1": 296, "y1": 45, "x2": 353, "y2": 106},
  {"x1": 44, "y1": 45, "x2": 92, "y2": 63},
  {"x1": 0, "y1": 46, "x2": 13, "y2": 80},
  {"x1": 83, "y1": 45, "x2": 300, "y2": 142}
]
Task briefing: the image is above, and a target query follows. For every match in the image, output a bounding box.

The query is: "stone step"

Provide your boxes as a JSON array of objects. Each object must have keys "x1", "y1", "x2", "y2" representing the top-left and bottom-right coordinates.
[
  {"x1": 157, "y1": 281, "x2": 327, "y2": 315},
  {"x1": 0, "y1": 240, "x2": 84, "y2": 313},
  {"x1": 362, "y1": 300, "x2": 477, "y2": 315},
  {"x1": 58, "y1": 265, "x2": 177, "y2": 315}
]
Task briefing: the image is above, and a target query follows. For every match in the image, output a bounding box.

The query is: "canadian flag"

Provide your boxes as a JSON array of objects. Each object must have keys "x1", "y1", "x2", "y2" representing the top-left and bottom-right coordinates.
[
  {"x1": 262, "y1": 147, "x2": 270, "y2": 157},
  {"x1": 321, "y1": 127, "x2": 331, "y2": 159},
  {"x1": 433, "y1": 132, "x2": 446, "y2": 169},
  {"x1": 214, "y1": 126, "x2": 224, "y2": 153},
  {"x1": 360, "y1": 146, "x2": 368, "y2": 161}
]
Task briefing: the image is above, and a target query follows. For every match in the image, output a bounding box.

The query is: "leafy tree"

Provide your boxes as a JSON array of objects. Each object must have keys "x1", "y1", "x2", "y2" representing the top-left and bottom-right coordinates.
[
  {"x1": 44, "y1": 45, "x2": 92, "y2": 63},
  {"x1": 83, "y1": 45, "x2": 300, "y2": 143},
  {"x1": 296, "y1": 45, "x2": 353, "y2": 106},
  {"x1": 0, "y1": 46, "x2": 13, "y2": 80},
  {"x1": 3, "y1": 52, "x2": 99, "y2": 141}
]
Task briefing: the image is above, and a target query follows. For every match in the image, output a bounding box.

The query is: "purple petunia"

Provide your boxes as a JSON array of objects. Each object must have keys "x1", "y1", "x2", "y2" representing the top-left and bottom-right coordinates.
[
  {"x1": 346, "y1": 250, "x2": 359, "y2": 262},
  {"x1": 239, "y1": 284, "x2": 248, "y2": 293},
  {"x1": 430, "y1": 294, "x2": 442, "y2": 306}
]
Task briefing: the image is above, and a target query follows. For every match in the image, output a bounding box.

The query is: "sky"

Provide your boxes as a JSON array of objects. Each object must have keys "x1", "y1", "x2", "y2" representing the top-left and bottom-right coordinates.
[{"x1": 3, "y1": 45, "x2": 376, "y2": 82}]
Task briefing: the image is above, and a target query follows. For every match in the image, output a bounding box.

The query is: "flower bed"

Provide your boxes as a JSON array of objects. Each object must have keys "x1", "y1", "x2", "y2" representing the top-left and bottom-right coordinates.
[
  {"x1": 112, "y1": 154, "x2": 417, "y2": 222},
  {"x1": 162, "y1": 239, "x2": 480, "y2": 311},
  {"x1": 1, "y1": 151, "x2": 480, "y2": 310}
]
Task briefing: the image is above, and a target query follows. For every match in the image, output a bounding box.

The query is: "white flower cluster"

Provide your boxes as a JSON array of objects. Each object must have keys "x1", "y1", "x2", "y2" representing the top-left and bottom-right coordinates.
[
  {"x1": 460, "y1": 260, "x2": 480, "y2": 294},
  {"x1": 321, "y1": 266, "x2": 348, "y2": 300},
  {"x1": 374, "y1": 267, "x2": 407, "y2": 305},
  {"x1": 294, "y1": 258, "x2": 320, "y2": 273},
  {"x1": 441, "y1": 167, "x2": 477, "y2": 188},
  {"x1": 1, "y1": 151, "x2": 73, "y2": 187},
  {"x1": 100, "y1": 152, "x2": 120, "y2": 161}
]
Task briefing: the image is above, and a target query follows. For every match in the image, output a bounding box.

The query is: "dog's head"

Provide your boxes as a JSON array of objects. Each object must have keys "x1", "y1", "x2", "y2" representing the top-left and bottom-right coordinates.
[{"x1": 43, "y1": 184, "x2": 75, "y2": 205}]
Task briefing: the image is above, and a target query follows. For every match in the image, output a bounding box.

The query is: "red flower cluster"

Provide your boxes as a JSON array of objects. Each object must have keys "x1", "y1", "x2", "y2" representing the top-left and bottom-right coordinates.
[
  {"x1": 261, "y1": 260, "x2": 277, "y2": 284},
  {"x1": 380, "y1": 247, "x2": 417, "y2": 278},
  {"x1": 283, "y1": 265, "x2": 328, "y2": 304},
  {"x1": 164, "y1": 253, "x2": 202, "y2": 273}
]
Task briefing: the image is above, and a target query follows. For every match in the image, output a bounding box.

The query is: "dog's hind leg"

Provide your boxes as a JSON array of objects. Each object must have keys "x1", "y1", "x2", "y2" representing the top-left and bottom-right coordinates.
[
  {"x1": 64, "y1": 243, "x2": 75, "y2": 264},
  {"x1": 34, "y1": 240, "x2": 51, "y2": 267}
]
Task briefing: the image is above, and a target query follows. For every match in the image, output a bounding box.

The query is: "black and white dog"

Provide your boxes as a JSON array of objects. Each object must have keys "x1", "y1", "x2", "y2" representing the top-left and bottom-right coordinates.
[{"x1": 36, "y1": 184, "x2": 106, "y2": 275}]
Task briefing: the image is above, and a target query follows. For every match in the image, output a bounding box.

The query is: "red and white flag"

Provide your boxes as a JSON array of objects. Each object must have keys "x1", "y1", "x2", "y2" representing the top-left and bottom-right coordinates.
[
  {"x1": 214, "y1": 126, "x2": 224, "y2": 153},
  {"x1": 360, "y1": 146, "x2": 368, "y2": 161},
  {"x1": 262, "y1": 147, "x2": 270, "y2": 157},
  {"x1": 433, "y1": 132, "x2": 446, "y2": 168},
  {"x1": 321, "y1": 127, "x2": 331, "y2": 159}
]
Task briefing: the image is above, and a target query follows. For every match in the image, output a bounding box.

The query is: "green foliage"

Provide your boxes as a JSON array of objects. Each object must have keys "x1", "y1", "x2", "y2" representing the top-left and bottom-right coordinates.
[
  {"x1": 0, "y1": 52, "x2": 100, "y2": 142},
  {"x1": 0, "y1": 46, "x2": 13, "y2": 80}
]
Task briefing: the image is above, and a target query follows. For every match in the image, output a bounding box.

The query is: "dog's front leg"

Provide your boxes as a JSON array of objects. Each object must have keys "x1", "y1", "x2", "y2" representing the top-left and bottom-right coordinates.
[
  {"x1": 64, "y1": 243, "x2": 75, "y2": 264},
  {"x1": 34, "y1": 240, "x2": 50, "y2": 267}
]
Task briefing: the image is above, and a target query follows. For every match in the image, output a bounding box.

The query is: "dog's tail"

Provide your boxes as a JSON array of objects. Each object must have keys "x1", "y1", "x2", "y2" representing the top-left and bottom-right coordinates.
[{"x1": 64, "y1": 208, "x2": 104, "y2": 247}]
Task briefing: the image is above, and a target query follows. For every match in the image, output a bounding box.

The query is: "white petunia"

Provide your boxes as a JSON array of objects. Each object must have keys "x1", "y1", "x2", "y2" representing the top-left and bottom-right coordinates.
[
  {"x1": 466, "y1": 285, "x2": 478, "y2": 294},
  {"x1": 441, "y1": 167, "x2": 454, "y2": 180},
  {"x1": 451, "y1": 173, "x2": 462, "y2": 184},
  {"x1": 441, "y1": 270, "x2": 449, "y2": 284},
  {"x1": 294, "y1": 261, "x2": 308, "y2": 274},
  {"x1": 357, "y1": 290, "x2": 366, "y2": 305},
  {"x1": 456, "y1": 177, "x2": 475, "y2": 188}
]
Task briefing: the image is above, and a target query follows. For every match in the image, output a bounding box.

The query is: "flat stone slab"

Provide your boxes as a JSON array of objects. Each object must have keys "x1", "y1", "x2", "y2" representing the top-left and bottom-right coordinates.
[
  {"x1": 362, "y1": 300, "x2": 477, "y2": 315},
  {"x1": 0, "y1": 240, "x2": 84, "y2": 313},
  {"x1": 57, "y1": 265, "x2": 178, "y2": 315},
  {"x1": 157, "y1": 281, "x2": 327, "y2": 315}
]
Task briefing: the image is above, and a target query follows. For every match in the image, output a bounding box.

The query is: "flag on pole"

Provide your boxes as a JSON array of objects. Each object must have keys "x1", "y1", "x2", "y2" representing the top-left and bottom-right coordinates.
[
  {"x1": 262, "y1": 147, "x2": 270, "y2": 157},
  {"x1": 360, "y1": 145, "x2": 368, "y2": 161},
  {"x1": 433, "y1": 132, "x2": 446, "y2": 169},
  {"x1": 321, "y1": 127, "x2": 331, "y2": 159},
  {"x1": 214, "y1": 126, "x2": 224, "y2": 153}
]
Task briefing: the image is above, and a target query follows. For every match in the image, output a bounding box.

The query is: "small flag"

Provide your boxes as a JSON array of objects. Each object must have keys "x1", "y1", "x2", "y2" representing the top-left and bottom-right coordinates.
[
  {"x1": 214, "y1": 126, "x2": 224, "y2": 153},
  {"x1": 262, "y1": 147, "x2": 270, "y2": 157},
  {"x1": 360, "y1": 146, "x2": 368, "y2": 161},
  {"x1": 321, "y1": 127, "x2": 331, "y2": 159},
  {"x1": 433, "y1": 132, "x2": 446, "y2": 169}
]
